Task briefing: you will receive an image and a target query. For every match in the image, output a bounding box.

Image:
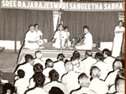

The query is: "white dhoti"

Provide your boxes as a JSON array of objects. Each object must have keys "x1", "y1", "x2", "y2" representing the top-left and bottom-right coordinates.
[{"x1": 112, "y1": 26, "x2": 125, "y2": 57}]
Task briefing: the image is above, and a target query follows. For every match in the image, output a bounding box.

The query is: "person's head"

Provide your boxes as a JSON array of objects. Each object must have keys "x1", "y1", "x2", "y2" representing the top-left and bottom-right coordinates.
[
  {"x1": 45, "y1": 58, "x2": 54, "y2": 68},
  {"x1": 118, "y1": 20, "x2": 124, "y2": 27},
  {"x1": 2, "y1": 83, "x2": 16, "y2": 94},
  {"x1": 29, "y1": 24, "x2": 34, "y2": 32},
  {"x1": 49, "y1": 87, "x2": 64, "y2": 94},
  {"x1": 57, "y1": 53, "x2": 65, "y2": 61},
  {"x1": 85, "y1": 50, "x2": 92, "y2": 57},
  {"x1": 65, "y1": 61, "x2": 73, "y2": 72},
  {"x1": 34, "y1": 24, "x2": 39, "y2": 31},
  {"x1": 115, "y1": 77, "x2": 125, "y2": 93},
  {"x1": 102, "y1": 49, "x2": 111, "y2": 58},
  {"x1": 17, "y1": 69, "x2": 25, "y2": 78},
  {"x1": 64, "y1": 26, "x2": 69, "y2": 32},
  {"x1": 24, "y1": 54, "x2": 34, "y2": 62},
  {"x1": 95, "y1": 52, "x2": 104, "y2": 61},
  {"x1": 112, "y1": 59, "x2": 122, "y2": 71},
  {"x1": 33, "y1": 72, "x2": 45, "y2": 87},
  {"x1": 49, "y1": 69, "x2": 59, "y2": 81},
  {"x1": 78, "y1": 73, "x2": 90, "y2": 87},
  {"x1": 90, "y1": 66, "x2": 101, "y2": 79},
  {"x1": 71, "y1": 51, "x2": 80, "y2": 61},
  {"x1": 83, "y1": 25, "x2": 89, "y2": 34},
  {"x1": 35, "y1": 51, "x2": 42, "y2": 59},
  {"x1": 58, "y1": 24, "x2": 64, "y2": 31},
  {"x1": 33, "y1": 63, "x2": 43, "y2": 73}
]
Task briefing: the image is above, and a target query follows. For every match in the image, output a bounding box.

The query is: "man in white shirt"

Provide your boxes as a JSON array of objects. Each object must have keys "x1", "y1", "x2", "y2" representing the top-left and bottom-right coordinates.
[
  {"x1": 75, "y1": 25, "x2": 93, "y2": 50},
  {"x1": 89, "y1": 66, "x2": 108, "y2": 94},
  {"x1": 80, "y1": 50, "x2": 97, "y2": 77},
  {"x1": 61, "y1": 61, "x2": 80, "y2": 94},
  {"x1": 33, "y1": 51, "x2": 45, "y2": 68},
  {"x1": 102, "y1": 49, "x2": 115, "y2": 73},
  {"x1": 34, "y1": 24, "x2": 44, "y2": 47},
  {"x1": 53, "y1": 53, "x2": 66, "y2": 80},
  {"x1": 14, "y1": 69, "x2": 29, "y2": 94},
  {"x1": 70, "y1": 73, "x2": 96, "y2": 94},
  {"x1": 24, "y1": 25, "x2": 39, "y2": 49},
  {"x1": 14, "y1": 54, "x2": 34, "y2": 81},
  {"x1": 43, "y1": 69, "x2": 68, "y2": 94},
  {"x1": 112, "y1": 20, "x2": 125, "y2": 57},
  {"x1": 105, "y1": 60, "x2": 123, "y2": 87},
  {"x1": 92, "y1": 53, "x2": 108, "y2": 80},
  {"x1": 52, "y1": 24, "x2": 67, "y2": 49},
  {"x1": 25, "y1": 72, "x2": 48, "y2": 94}
]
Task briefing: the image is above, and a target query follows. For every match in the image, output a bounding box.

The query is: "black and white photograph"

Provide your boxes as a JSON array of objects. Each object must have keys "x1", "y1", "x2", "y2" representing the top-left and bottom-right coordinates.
[{"x1": 0, "y1": 0, "x2": 125, "y2": 94}]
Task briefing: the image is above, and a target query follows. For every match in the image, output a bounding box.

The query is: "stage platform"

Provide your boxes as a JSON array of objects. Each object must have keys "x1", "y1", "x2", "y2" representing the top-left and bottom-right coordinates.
[{"x1": 17, "y1": 43, "x2": 101, "y2": 64}]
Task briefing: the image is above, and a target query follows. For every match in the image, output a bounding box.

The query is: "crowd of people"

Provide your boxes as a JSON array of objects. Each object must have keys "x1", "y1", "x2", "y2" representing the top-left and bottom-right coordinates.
[{"x1": 1, "y1": 49, "x2": 125, "y2": 94}]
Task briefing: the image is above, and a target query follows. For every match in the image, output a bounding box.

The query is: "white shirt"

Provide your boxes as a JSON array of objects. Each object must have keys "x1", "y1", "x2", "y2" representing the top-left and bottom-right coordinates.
[
  {"x1": 71, "y1": 59, "x2": 81, "y2": 73},
  {"x1": 104, "y1": 56, "x2": 115, "y2": 73},
  {"x1": 24, "y1": 31, "x2": 39, "y2": 49},
  {"x1": 80, "y1": 57, "x2": 97, "y2": 77},
  {"x1": 75, "y1": 32, "x2": 93, "y2": 50},
  {"x1": 43, "y1": 68, "x2": 53, "y2": 77},
  {"x1": 34, "y1": 30, "x2": 43, "y2": 40},
  {"x1": 53, "y1": 61, "x2": 66, "y2": 80},
  {"x1": 105, "y1": 70, "x2": 119, "y2": 86},
  {"x1": 53, "y1": 30, "x2": 67, "y2": 48},
  {"x1": 71, "y1": 87, "x2": 97, "y2": 94},
  {"x1": 15, "y1": 63, "x2": 34, "y2": 81},
  {"x1": 112, "y1": 26, "x2": 125, "y2": 57},
  {"x1": 92, "y1": 61, "x2": 108, "y2": 80},
  {"x1": 26, "y1": 87, "x2": 48, "y2": 94},
  {"x1": 89, "y1": 78, "x2": 108, "y2": 94},
  {"x1": 43, "y1": 81, "x2": 68, "y2": 94},
  {"x1": 61, "y1": 71, "x2": 80, "y2": 94},
  {"x1": 34, "y1": 58, "x2": 45, "y2": 68},
  {"x1": 14, "y1": 78, "x2": 29, "y2": 94}
]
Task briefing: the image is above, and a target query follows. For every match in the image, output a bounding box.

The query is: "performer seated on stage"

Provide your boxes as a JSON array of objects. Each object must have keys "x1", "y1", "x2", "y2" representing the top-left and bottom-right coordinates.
[
  {"x1": 52, "y1": 24, "x2": 70, "y2": 49},
  {"x1": 34, "y1": 24, "x2": 44, "y2": 47},
  {"x1": 24, "y1": 24, "x2": 43, "y2": 49},
  {"x1": 75, "y1": 25, "x2": 93, "y2": 50},
  {"x1": 63, "y1": 26, "x2": 71, "y2": 48}
]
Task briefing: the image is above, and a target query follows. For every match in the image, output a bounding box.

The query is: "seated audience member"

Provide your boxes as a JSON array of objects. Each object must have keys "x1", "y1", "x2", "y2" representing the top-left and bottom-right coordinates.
[
  {"x1": 53, "y1": 24, "x2": 66, "y2": 49},
  {"x1": 49, "y1": 87, "x2": 64, "y2": 94},
  {"x1": 92, "y1": 52, "x2": 108, "y2": 80},
  {"x1": 80, "y1": 50, "x2": 97, "y2": 77},
  {"x1": 70, "y1": 73, "x2": 96, "y2": 94},
  {"x1": 33, "y1": 51, "x2": 45, "y2": 68},
  {"x1": 89, "y1": 66, "x2": 108, "y2": 94},
  {"x1": 34, "y1": 24, "x2": 45, "y2": 48},
  {"x1": 61, "y1": 61, "x2": 80, "y2": 94},
  {"x1": 14, "y1": 54, "x2": 34, "y2": 81},
  {"x1": 28, "y1": 63, "x2": 44, "y2": 89},
  {"x1": 43, "y1": 69, "x2": 68, "y2": 94},
  {"x1": 14, "y1": 69, "x2": 29, "y2": 94},
  {"x1": 75, "y1": 25, "x2": 93, "y2": 50},
  {"x1": 24, "y1": 25, "x2": 39, "y2": 49},
  {"x1": 2, "y1": 83, "x2": 16, "y2": 94},
  {"x1": 63, "y1": 26, "x2": 71, "y2": 48},
  {"x1": 71, "y1": 51, "x2": 81, "y2": 73},
  {"x1": 25, "y1": 72, "x2": 47, "y2": 94},
  {"x1": 43, "y1": 59, "x2": 54, "y2": 77},
  {"x1": 105, "y1": 59, "x2": 123, "y2": 88},
  {"x1": 107, "y1": 69, "x2": 124, "y2": 94},
  {"x1": 53, "y1": 53, "x2": 66, "y2": 80},
  {"x1": 102, "y1": 49, "x2": 115, "y2": 72}
]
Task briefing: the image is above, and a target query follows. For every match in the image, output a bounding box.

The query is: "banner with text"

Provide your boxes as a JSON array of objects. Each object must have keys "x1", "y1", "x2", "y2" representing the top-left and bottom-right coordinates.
[{"x1": 1, "y1": 0, "x2": 125, "y2": 11}]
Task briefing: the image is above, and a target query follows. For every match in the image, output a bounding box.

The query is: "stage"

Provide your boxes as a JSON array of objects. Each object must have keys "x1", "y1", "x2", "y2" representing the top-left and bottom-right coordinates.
[{"x1": 17, "y1": 42, "x2": 101, "y2": 64}]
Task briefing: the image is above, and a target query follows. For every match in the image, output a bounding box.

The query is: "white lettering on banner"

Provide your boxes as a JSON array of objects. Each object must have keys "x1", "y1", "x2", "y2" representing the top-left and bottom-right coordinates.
[{"x1": 1, "y1": 0, "x2": 124, "y2": 11}]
